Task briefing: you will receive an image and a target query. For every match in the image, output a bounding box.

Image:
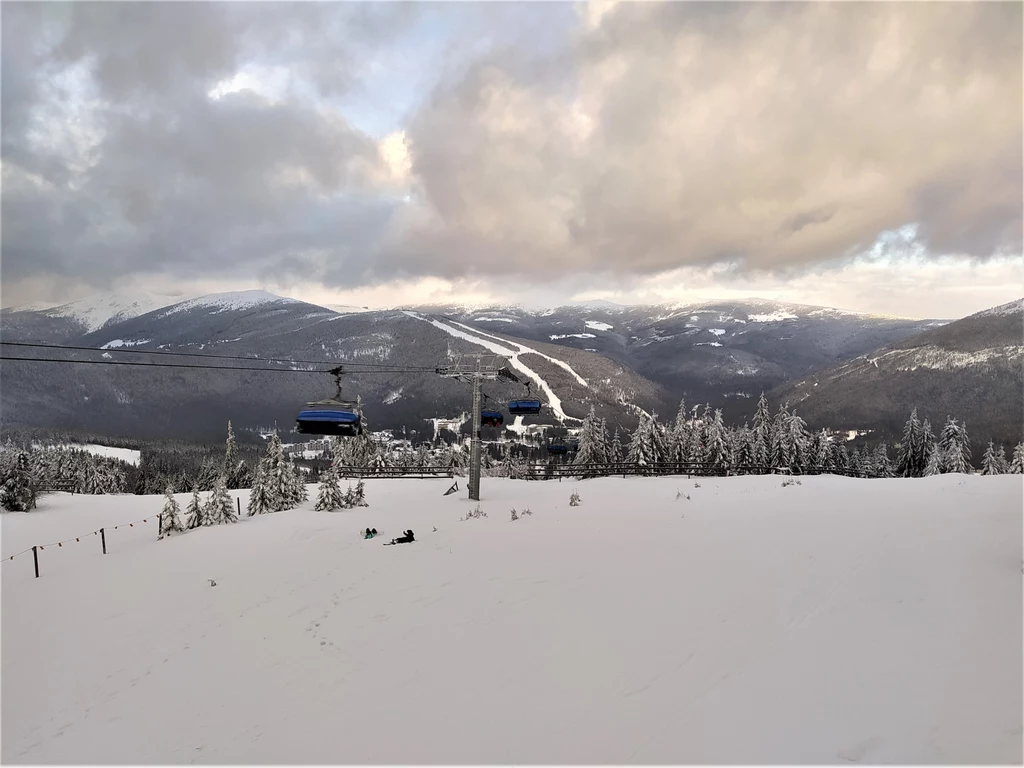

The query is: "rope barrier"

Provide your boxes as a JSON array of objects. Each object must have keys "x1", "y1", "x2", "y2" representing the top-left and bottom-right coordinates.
[{"x1": 2, "y1": 513, "x2": 155, "y2": 560}]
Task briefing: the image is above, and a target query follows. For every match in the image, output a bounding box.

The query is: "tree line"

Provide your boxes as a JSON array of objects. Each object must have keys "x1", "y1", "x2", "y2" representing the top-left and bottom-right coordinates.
[{"x1": 3, "y1": 394, "x2": 1022, "y2": 511}]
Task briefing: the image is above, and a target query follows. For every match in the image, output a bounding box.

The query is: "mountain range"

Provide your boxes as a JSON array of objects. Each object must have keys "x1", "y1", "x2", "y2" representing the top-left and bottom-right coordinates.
[{"x1": 2, "y1": 290, "x2": 1019, "y2": 449}]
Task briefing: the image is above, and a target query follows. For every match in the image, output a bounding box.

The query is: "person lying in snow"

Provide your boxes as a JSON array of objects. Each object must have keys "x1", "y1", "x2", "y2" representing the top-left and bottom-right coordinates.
[
  {"x1": 363, "y1": 528, "x2": 378, "y2": 539},
  {"x1": 384, "y1": 530, "x2": 414, "y2": 545}
]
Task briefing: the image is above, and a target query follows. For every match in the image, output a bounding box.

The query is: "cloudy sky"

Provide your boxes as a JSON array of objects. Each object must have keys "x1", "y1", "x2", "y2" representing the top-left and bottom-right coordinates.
[{"x1": 3, "y1": 1, "x2": 1021, "y2": 318}]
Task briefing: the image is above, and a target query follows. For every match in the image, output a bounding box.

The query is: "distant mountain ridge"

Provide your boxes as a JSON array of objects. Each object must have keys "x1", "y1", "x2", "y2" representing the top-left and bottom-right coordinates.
[
  {"x1": 771, "y1": 298, "x2": 1024, "y2": 447},
  {"x1": 0, "y1": 294, "x2": 675, "y2": 442},
  {"x1": 2, "y1": 290, "x2": 1012, "y2": 447},
  {"x1": 415, "y1": 298, "x2": 947, "y2": 421}
]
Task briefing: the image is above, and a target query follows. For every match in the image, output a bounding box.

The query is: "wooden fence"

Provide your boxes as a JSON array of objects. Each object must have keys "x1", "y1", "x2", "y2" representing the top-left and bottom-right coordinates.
[{"x1": 334, "y1": 463, "x2": 870, "y2": 480}]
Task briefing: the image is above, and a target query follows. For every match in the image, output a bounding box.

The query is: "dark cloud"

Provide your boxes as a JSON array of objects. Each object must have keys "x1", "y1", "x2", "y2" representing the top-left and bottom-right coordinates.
[{"x1": 2, "y1": 1, "x2": 1020, "y2": 307}]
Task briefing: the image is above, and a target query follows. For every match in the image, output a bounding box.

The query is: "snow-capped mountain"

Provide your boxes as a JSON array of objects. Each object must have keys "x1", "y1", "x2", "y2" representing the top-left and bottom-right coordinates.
[
  {"x1": 156, "y1": 290, "x2": 296, "y2": 317},
  {"x1": 771, "y1": 298, "x2": 1023, "y2": 447},
  {"x1": 32, "y1": 292, "x2": 185, "y2": 332}
]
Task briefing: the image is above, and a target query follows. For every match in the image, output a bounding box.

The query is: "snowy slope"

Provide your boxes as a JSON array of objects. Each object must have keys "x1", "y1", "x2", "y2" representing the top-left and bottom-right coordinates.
[
  {"x1": 2, "y1": 475, "x2": 1020, "y2": 764},
  {"x1": 404, "y1": 311, "x2": 582, "y2": 423},
  {"x1": 159, "y1": 290, "x2": 299, "y2": 316},
  {"x1": 32, "y1": 443, "x2": 142, "y2": 466},
  {"x1": 40, "y1": 292, "x2": 183, "y2": 332}
]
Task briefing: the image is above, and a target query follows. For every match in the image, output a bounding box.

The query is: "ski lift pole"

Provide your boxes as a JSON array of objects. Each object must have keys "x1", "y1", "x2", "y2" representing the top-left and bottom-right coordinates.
[{"x1": 470, "y1": 357, "x2": 482, "y2": 501}]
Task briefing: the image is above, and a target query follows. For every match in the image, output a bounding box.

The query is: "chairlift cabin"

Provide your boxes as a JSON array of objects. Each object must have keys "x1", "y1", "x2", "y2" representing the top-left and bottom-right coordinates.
[
  {"x1": 481, "y1": 409, "x2": 504, "y2": 428},
  {"x1": 295, "y1": 366, "x2": 362, "y2": 437},
  {"x1": 508, "y1": 399, "x2": 542, "y2": 416}
]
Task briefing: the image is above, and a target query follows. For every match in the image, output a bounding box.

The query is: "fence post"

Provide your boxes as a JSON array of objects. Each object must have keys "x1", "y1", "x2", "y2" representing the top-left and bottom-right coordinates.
[
  {"x1": 100, "y1": 527, "x2": 107, "y2": 555},
  {"x1": 158, "y1": 514, "x2": 163, "y2": 538},
  {"x1": 237, "y1": 497, "x2": 241, "y2": 517},
  {"x1": 32, "y1": 545, "x2": 39, "y2": 578}
]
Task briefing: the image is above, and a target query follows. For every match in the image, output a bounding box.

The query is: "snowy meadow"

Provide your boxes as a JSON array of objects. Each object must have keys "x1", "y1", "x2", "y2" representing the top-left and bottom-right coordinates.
[{"x1": 2, "y1": 474, "x2": 1021, "y2": 764}]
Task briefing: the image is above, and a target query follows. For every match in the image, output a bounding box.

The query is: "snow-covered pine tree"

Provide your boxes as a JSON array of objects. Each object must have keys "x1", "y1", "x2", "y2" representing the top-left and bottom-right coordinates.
[
  {"x1": 704, "y1": 409, "x2": 729, "y2": 473},
  {"x1": 185, "y1": 487, "x2": 206, "y2": 528},
  {"x1": 938, "y1": 417, "x2": 972, "y2": 474},
  {"x1": 649, "y1": 413, "x2": 667, "y2": 465},
  {"x1": 896, "y1": 409, "x2": 927, "y2": 478},
  {"x1": 573, "y1": 406, "x2": 603, "y2": 475},
  {"x1": 873, "y1": 443, "x2": 894, "y2": 478},
  {"x1": 204, "y1": 477, "x2": 237, "y2": 525},
  {"x1": 981, "y1": 440, "x2": 1006, "y2": 475},
  {"x1": 733, "y1": 425, "x2": 755, "y2": 471},
  {"x1": 610, "y1": 427, "x2": 624, "y2": 464},
  {"x1": 414, "y1": 443, "x2": 431, "y2": 468},
  {"x1": 924, "y1": 445, "x2": 942, "y2": 476},
  {"x1": 223, "y1": 421, "x2": 239, "y2": 488},
  {"x1": 0, "y1": 452, "x2": 36, "y2": 512},
  {"x1": 815, "y1": 430, "x2": 834, "y2": 473},
  {"x1": 596, "y1": 417, "x2": 610, "y2": 464},
  {"x1": 351, "y1": 479, "x2": 369, "y2": 507},
  {"x1": 670, "y1": 399, "x2": 689, "y2": 464},
  {"x1": 246, "y1": 460, "x2": 271, "y2": 515},
  {"x1": 830, "y1": 441, "x2": 849, "y2": 473},
  {"x1": 500, "y1": 444, "x2": 521, "y2": 478},
  {"x1": 370, "y1": 444, "x2": 392, "y2": 473},
  {"x1": 922, "y1": 419, "x2": 937, "y2": 473},
  {"x1": 626, "y1": 413, "x2": 655, "y2": 474},
  {"x1": 315, "y1": 463, "x2": 347, "y2": 511},
  {"x1": 787, "y1": 410, "x2": 811, "y2": 473},
  {"x1": 262, "y1": 432, "x2": 301, "y2": 511},
  {"x1": 996, "y1": 445, "x2": 1009, "y2": 473},
  {"x1": 687, "y1": 405, "x2": 708, "y2": 467},
  {"x1": 1010, "y1": 442, "x2": 1024, "y2": 474},
  {"x1": 752, "y1": 393, "x2": 772, "y2": 469},
  {"x1": 159, "y1": 486, "x2": 186, "y2": 536},
  {"x1": 291, "y1": 464, "x2": 309, "y2": 504},
  {"x1": 770, "y1": 405, "x2": 791, "y2": 471}
]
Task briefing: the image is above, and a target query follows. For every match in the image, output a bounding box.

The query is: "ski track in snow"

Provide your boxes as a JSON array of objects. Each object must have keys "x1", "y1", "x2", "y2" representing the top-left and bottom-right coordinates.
[
  {"x1": 448, "y1": 319, "x2": 590, "y2": 389},
  {"x1": 403, "y1": 312, "x2": 582, "y2": 423},
  {"x1": 1, "y1": 475, "x2": 1020, "y2": 764}
]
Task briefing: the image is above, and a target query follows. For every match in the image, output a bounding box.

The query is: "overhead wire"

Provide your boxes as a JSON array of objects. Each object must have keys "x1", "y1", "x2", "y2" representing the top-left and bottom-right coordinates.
[
  {"x1": 0, "y1": 341, "x2": 438, "y2": 371},
  {"x1": 0, "y1": 355, "x2": 437, "y2": 375}
]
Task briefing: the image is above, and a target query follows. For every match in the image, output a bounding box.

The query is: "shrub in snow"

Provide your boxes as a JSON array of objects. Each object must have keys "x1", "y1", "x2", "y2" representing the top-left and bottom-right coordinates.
[
  {"x1": 315, "y1": 464, "x2": 346, "y2": 511},
  {"x1": 185, "y1": 488, "x2": 206, "y2": 529},
  {"x1": 694, "y1": 482, "x2": 701, "y2": 488},
  {"x1": 676, "y1": 490, "x2": 690, "y2": 501},
  {"x1": 462, "y1": 505, "x2": 487, "y2": 520},
  {"x1": 569, "y1": 490, "x2": 581, "y2": 507},
  {"x1": 781, "y1": 478, "x2": 802, "y2": 487},
  {"x1": 510, "y1": 508, "x2": 519, "y2": 521},
  {"x1": 521, "y1": 507, "x2": 532, "y2": 516},
  {"x1": 159, "y1": 486, "x2": 185, "y2": 537}
]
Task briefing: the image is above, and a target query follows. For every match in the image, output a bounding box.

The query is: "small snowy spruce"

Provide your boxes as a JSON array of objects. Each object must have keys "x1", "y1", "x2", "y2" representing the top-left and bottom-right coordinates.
[
  {"x1": 159, "y1": 486, "x2": 185, "y2": 537},
  {"x1": 185, "y1": 487, "x2": 206, "y2": 529},
  {"x1": 315, "y1": 463, "x2": 347, "y2": 511}
]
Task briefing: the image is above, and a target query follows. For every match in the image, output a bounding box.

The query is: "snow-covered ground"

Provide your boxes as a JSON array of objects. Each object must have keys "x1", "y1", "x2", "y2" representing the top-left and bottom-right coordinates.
[
  {"x1": 32, "y1": 443, "x2": 141, "y2": 466},
  {"x1": 2, "y1": 475, "x2": 1020, "y2": 764}
]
